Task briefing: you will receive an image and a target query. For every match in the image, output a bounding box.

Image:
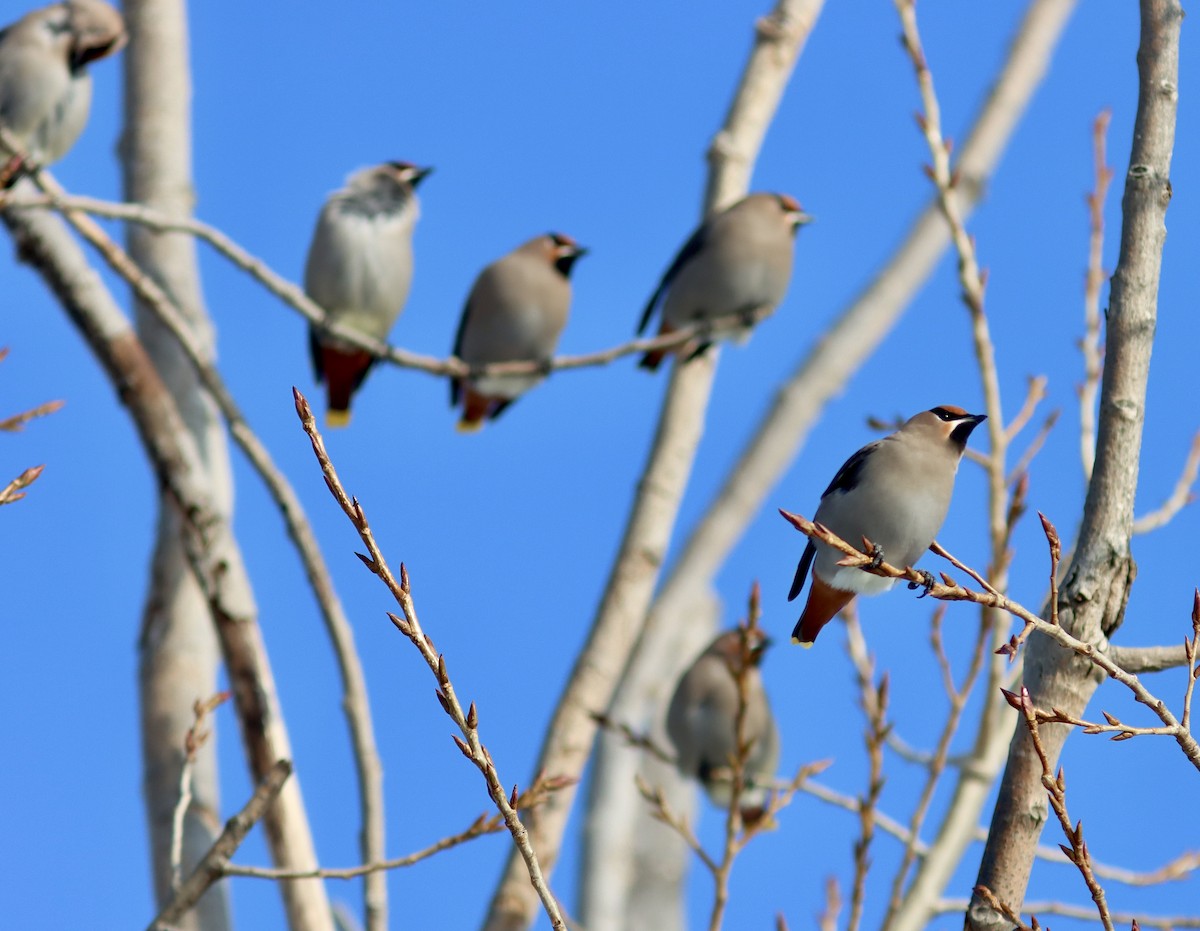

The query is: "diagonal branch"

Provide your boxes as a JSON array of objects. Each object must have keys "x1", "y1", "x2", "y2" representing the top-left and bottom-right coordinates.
[
  {"x1": 147, "y1": 759, "x2": 293, "y2": 931},
  {"x1": 294, "y1": 390, "x2": 569, "y2": 931},
  {"x1": 1, "y1": 197, "x2": 331, "y2": 930},
  {"x1": 970, "y1": 1, "x2": 1183, "y2": 925},
  {"x1": 486, "y1": 3, "x2": 814, "y2": 928},
  {"x1": 8, "y1": 156, "x2": 386, "y2": 926}
]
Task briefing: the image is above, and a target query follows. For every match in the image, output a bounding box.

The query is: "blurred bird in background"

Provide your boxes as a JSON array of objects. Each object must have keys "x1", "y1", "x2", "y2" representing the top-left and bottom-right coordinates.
[
  {"x1": 304, "y1": 161, "x2": 431, "y2": 427},
  {"x1": 451, "y1": 232, "x2": 586, "y2": 432},
  {"x1": 0, "y1": 0, "x2": 126, "y2": 183},
  {"x1": 637, "y1": 192, "x2": 810, "y2": 370},
  {"x1": 666, "y1": 626, "x2": 780, "y2": 825}
]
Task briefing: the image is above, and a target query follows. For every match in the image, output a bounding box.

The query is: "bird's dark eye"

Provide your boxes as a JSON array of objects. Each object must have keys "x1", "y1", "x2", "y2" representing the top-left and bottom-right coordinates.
[{"x1": 931, "y1": 407, "x2": 955, "y2": 421}]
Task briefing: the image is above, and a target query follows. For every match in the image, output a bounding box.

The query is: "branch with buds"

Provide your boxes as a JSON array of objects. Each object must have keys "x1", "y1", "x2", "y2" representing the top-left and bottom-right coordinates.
[
  {"x1": 778, "y1": 509, "x2": 1200, "y2": 771},
  {"x1": 1008, "y1": 685, "x2": 1116, "y2": 930},
  {"x1": 294, "y1": 388, "x2": 570, "y2": 931}
]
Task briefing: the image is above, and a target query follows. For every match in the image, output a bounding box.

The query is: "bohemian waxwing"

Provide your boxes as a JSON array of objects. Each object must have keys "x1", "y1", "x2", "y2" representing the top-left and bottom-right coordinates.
[
  {"x1": 666, "y1": 628, "x2": 780, "y2": 824},
  {"x1": 788, "y1": 405, "x2": 986, "y2": 646},
  {"x1": 304, "y1": 161, "x2": 431, "y2": 427},
  {"x1": 0, "y1": 0, "x2": 126, "y2": 175},
  {"x1": 637, "y1": 192, "x2": 810, "y2": 370},
  {"x1": 450, "y1": 232, "x2": 586, "y2": 432}
]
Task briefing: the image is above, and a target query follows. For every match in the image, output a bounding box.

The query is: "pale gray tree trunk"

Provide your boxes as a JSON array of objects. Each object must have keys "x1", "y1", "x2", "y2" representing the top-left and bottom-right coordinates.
[
  {"x1": 122, "y1": 2, "x2": 230, "y2": 927},
  {"x1": 123, "y1": 3, "x2": 333, "y2": 929},
  {"x1": 967, "y1": 0, "x2": 1181, "y2": 925}
]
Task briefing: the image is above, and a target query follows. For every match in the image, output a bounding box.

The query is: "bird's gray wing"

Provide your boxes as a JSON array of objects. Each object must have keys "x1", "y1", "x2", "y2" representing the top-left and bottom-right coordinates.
[
  {"x1": 637, "y1": 221, "x2": 710, "y2": 334},
  {"x1": 820, "y1": 439, "x2": 882, "y2": 498},
  {"x1": 449, "y1": 297, "x2": 473, "y2": 407}
]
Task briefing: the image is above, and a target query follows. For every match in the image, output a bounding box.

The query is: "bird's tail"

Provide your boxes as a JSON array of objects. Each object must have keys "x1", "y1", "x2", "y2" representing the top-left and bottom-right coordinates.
[
  {"x1": 320, "y1": 346, "x2": 372, "y2": 428},
  {"x1": 791, "y1": 576, "x2": 856, "y2": 646},
  {"x1": 639, "y1": 320, "x2": 678, "y2": 371},
  {"x1": 456, "y1": 389, "x2": 491, "y2": 433},
  {"x1": 638, "y1": 350, "x2": 666, "y2": 371}
]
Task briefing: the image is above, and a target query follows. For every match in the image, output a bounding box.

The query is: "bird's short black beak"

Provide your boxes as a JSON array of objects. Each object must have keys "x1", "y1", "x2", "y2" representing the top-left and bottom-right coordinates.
[
  {"x1": 951, "y1": 413, "x2": 987, "y2": 447},
  {"x1": 411, "y1": 165, "x2": 434, "y2": 186}
]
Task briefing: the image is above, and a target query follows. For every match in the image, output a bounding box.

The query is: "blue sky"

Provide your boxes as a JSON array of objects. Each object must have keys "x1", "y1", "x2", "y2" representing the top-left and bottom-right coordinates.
[{"x1": 3, "y1": 1, "x2": 1198, "y2": 929}]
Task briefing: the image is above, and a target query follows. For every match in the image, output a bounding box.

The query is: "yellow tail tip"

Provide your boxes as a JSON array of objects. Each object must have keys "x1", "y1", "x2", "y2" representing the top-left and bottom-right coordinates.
[
  {"x1": 456, "y1": 418, "x2": 484, "y2": 434},
  {"x1": 326, "y1": 409, "x2": 352, "y2": 428},
  {"x1": 791, "y1": 636, "x2": 814, "y2": 649}
]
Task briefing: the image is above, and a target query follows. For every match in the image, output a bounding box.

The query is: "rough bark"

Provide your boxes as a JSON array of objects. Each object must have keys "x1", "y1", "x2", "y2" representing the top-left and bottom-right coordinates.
[
  {"x1": 121, "y1": 3, "x2": 333, "y2": 928},
  {"x1": 967, "y1": 1, "x2": 1179, "y2": 926},
  {"x1": 585, "y1": 2, "x2": 1079, "y2": 928},
  {"x1": 120, "y1": 2, "x2": 228, "y2": 928}
]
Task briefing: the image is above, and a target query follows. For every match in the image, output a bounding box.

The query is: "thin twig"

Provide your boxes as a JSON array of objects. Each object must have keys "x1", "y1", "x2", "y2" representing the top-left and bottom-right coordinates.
[
  {"x1": 221, "y1": 786, "x2": 563, "y2": 881},
  {"x1": 895, "y1": 0, "x2": 1007, "y2": 548},
  {"x1": 1132, "y1": 430, "x2": 1200, "y2": 534},
  {"x1": 1011, "y1": 686, "x2": 1116, "y2": 931},
  {"x1": 1005, "y1": 376, "x2": 1048, "y2": 443},
  {"x1": 0, "y1": 464, "x2": 45, "y2": 506},
  {"x1": 7, "y1": 191, "x2": 768, "y2": 381},
  {"x1": 883, "y1": 599, "x2": 991, "y2": 925},
  {"x1": 943, "y1": 897, "x2": 1200, "y2": 929},
  {"x1": 0, "y1": 398, "x2": 65, "y2": 432},
  {"x1": 847, "y1": 630, "x2": 888, "y2": 931},
  {"x1": 294, "y1": 389, "x2": 569, "y2": 931},
  {"x1": 1080, "y1": 109, "x2": 1114, "y2": 482},
  {"x1": 170, "y1": 692, "x2": 230, "y2": 891},
  {"x1": 147, "y1": 760, "x2": 293, "y2": 931},
  {"x1": 817, "y1": 877, "x2": 842, "y2": 931},
  {"x1": 1006, "y1": 410, "x2": 1061, "y2": 488},
  {"x1": 708, "y1": 587, "x2": 759, "y2": 931},
  {"x1": 635, "y1": 774, "x2": 719, "y2": 874},
  {"x1": 781, "y1": 509, "x2": 1200, "y2": 770}
]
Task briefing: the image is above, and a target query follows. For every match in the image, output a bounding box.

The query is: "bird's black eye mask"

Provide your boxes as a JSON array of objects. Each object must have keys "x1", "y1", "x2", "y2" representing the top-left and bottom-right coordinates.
[{"x1": 950, "y1": 417, "x2": 984, "y2": 448}]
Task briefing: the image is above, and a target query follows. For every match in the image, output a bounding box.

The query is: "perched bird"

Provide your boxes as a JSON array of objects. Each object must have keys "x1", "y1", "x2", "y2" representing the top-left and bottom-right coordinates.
[
  {"x1": 304, "y1": 161, "x2": 431, "y2": 427},
  {"x1": 0, "y1": 0, "x2": 126, "y2": 177},
  {"x1": 637, "y1": 192, "x2": 810, "y2": 370},
  {"x1": 666, "y1": 628, "x2": 780, "y2": 824},
  {"x1": 450, "y1": 232, "x2": 586, "y2": 431},
  {"x1": 787, "y1": 405, "x2": 986, "y2": 646}
]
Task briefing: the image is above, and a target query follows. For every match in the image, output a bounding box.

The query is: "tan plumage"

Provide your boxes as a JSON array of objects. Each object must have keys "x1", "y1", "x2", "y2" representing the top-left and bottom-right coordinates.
[
  {"x1": 637, "y1": 192, "x2": 810, "y2": 370},
  {"x1": 788, "y1": 405, "x2": 986, "y2": 645},
  {"x1": 450, "y1": 232, "x2": 586, "y2": 431},
  {"x1": 305, "y1": 161, "x2": 431, "y2": 426},
  {"x1": 666, "y1": 628, "x2": 780, "y2": 823},
  {"x1": 0, "y1": 0, "x2": 126, "y2": 174}
]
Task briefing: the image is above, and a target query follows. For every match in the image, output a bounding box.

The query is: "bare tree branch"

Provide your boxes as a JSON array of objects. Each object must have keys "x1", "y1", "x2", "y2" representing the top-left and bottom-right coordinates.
[
  {"x1": 295, "y1": 390, "x2": 570, "y2": 931},
  {"x1": 147, "y1": 760, "x2": 292, "y2": 931},
  {"x1": 6, "y1": 150, "x2": 387, "y2": 931},
  {"x1": 970, "y1": 1, "x2": 1183, "y2": 925},
  {"x1": 1132, "y1": 429, "x2": 1200, "y2": 534},
  {"x1": 4, "y1": 190, "x2": 767, "y2": 382},
  {"x1": 486, "y1": 3, "x2": 814, "y2": 928},
  {"x1": 1011, "y1": 687, "x2": 1116, "y2": 930},
  {"x1": 0, "y1": 199, "x2": 332, "y2": 931},
  {"x1": 1080, "y1": 110, "x2": 1114, "y2": 481}
]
